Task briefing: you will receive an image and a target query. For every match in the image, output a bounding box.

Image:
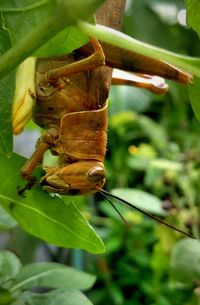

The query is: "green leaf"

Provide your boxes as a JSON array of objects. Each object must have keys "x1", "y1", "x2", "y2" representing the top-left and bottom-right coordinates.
[
  {"x1": 0, "y1": 152, "x2": 105, "y2": 254},
  {"x1": 0, "y1": 8, "x2": 12, "y2": 50},
  {"x1": 11, "y1": 262, "x2": 95, "y2": 291},
  {"x1": 170, "y1": 238, "x2": 200, "y2": 285},
  {"x1": 34, "y1": 26, "x2": 89, "y2": 57},
  {"x1": 15, "y1": 289, "x2": 93, "y2": 305},
  {"x1": 0, "y1": 205, "x2": 17, "y2": 231},
  {"x1": 0, "y1": 72, "x2": 14, "y2": 156},
  {"x1": 188, "y1": 77, "x2": 200, "y2": 122},
  {"x1": 0, "y1": 9, "x2": 15, "y2": 156},
  {"x1": 112, "y1": 188, "x2": 166, "y2": 216},
  {"x1": 186, "y1": 0, "x2": 200, "y2": 39},
  {"x1": 2, "y1": 1, "x2": 92, "y2": 58},
  {"x1": 0, "y1": 1, "x2": 55, "y2": 45},
  {"x1": 0, "y1": 250, "x2": 22, "y2": 285},
  {"x1": 0, "y1": 287, "x2": 13, "y2": 305},
  {"x1": 0, "y1": 0, "x2": 105, "y2": 78}
]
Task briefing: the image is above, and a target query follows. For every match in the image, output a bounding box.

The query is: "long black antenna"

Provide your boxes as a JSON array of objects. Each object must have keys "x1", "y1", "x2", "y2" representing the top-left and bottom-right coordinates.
[
  {"x1": 100, "y1": 190, "x2": 131, "y2": 228},
  {"x1": 98, "y1": 188, "x2": 196, "y2": 239}
]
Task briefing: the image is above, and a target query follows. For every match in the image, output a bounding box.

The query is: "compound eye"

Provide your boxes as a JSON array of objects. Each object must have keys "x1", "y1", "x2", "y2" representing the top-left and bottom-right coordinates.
[{"x1": 87, "y1": 167, "x2": 105, "y2": 183}]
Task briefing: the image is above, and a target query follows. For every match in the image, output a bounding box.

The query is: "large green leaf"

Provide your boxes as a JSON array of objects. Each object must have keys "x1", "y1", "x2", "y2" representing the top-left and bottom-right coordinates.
[
  {"x1": 0, "y1": 8, "x2": 12, "y2": 54},
  {"x1": 11, "y1": 263, "x2": 95, "y2": 291},
  {"x1": 0, "y1": 251, "x2": 22, "y2": 286},
  {"x1": 0, "y1": 9, "x2": 14, "y2": 156},
  {"x1": 0, "y1": 152, "x2": 105, "y2": 254},
  {"x1": 14, "y1": 289, "x2": 93, "y2": 305},
  {"x1": 0, "y1": 1, "x2": 54, "y2": 44},
  {"x1": 0, "y1": 0, "x2": 105, "y2": 78},
  {"x1": 0, "y1": 205, "x2": 17, "y2": 231},
  {"x1": 1, "y1": 1, "x2": 92, "y2": 58},
  {"x1": 170, "y1": 238, "x2": 200, "y2": 285},
  {"x1": 0, "y1": 72, "x2": 14, "y2": 156},
  {"x1": 186, "y1": 0, "x2": 200, "y2": 39}
]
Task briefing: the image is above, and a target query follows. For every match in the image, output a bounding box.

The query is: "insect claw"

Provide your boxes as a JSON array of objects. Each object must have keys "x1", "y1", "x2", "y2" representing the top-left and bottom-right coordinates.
[{"x1": 17, "y1": 177, "x2": 36, "y2": 196}]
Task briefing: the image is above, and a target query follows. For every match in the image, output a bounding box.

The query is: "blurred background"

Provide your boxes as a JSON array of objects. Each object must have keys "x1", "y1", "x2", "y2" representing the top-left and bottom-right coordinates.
[{"x1": 3, "y1": 0, "x2": 200, "y2": 304}]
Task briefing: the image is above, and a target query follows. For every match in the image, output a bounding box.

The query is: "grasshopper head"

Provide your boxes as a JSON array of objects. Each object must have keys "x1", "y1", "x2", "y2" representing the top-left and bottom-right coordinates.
[{"x1": 41, "y1": 161, "x2": 105, "y2": 195}]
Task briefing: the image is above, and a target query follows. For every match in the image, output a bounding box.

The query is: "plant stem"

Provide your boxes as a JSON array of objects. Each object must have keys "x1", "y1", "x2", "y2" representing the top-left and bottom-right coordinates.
[{"x1": 78, "y1": 21, "x2": 200, "y2": 77}]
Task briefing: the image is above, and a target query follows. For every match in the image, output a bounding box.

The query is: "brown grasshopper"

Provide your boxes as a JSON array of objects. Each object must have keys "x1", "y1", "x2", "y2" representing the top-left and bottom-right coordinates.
[
  {"x1": 14, "y1": 37, "x2": 191, "y2": 196},
  {"x1": 12, "y1": 0, "x2": 194, "y2": 238},
  {"x1": 12, "y1": 0, "x2": 191, "y2": 196}
]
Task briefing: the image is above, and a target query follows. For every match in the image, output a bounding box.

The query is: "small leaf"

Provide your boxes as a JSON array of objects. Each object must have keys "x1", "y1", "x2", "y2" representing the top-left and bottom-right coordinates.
[
  {"x1": 170, "y1": 238, "x2": 200, "y2": 284},
  {"x1": 112, "y1": 188, "x2": 166, "y2": 216},
  {"x1": 0, "y1": 250, "x2": 22, "y2": 285},
  {"x1": 0, "y1": 152, "x2": 105, "y2": 254},
  {"x1": 11, "y1": 262, "x2": 95, "y2": 291},
  {"x1": 15, "y1": 289, "x2": 93, "y2": 305},
  {"x1": 188, "y1": 77, "x2": 200, "y2": 122}
]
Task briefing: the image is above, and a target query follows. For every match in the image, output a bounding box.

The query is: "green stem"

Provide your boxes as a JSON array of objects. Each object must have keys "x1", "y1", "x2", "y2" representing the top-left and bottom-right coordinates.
[{"x1": 78, "y1": 21, "x2": 200, "y2": 77}]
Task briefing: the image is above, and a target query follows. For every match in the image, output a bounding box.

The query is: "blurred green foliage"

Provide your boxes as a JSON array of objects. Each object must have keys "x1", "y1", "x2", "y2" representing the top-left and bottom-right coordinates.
[{"x1": 85, "y1": 0, "x2": 200, "y2": 304}]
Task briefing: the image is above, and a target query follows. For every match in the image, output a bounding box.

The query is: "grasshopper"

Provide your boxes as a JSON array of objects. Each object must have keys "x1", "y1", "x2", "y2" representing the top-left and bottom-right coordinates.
[
  {"x1": 12, "y1": 1, "x2": 194, "y2": 237},
  {"x1": 12, "y1": 0, "x2": 191, "y2": 195},
  {"x1": 13, "y1": 37, "x2": 191, "y2": 196}
]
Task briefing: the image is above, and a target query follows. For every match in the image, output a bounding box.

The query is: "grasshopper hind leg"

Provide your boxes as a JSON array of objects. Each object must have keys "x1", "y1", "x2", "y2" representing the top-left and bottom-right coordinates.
[{"x1": 41, "y1": 38, "x2": 105, "y2": 84}]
